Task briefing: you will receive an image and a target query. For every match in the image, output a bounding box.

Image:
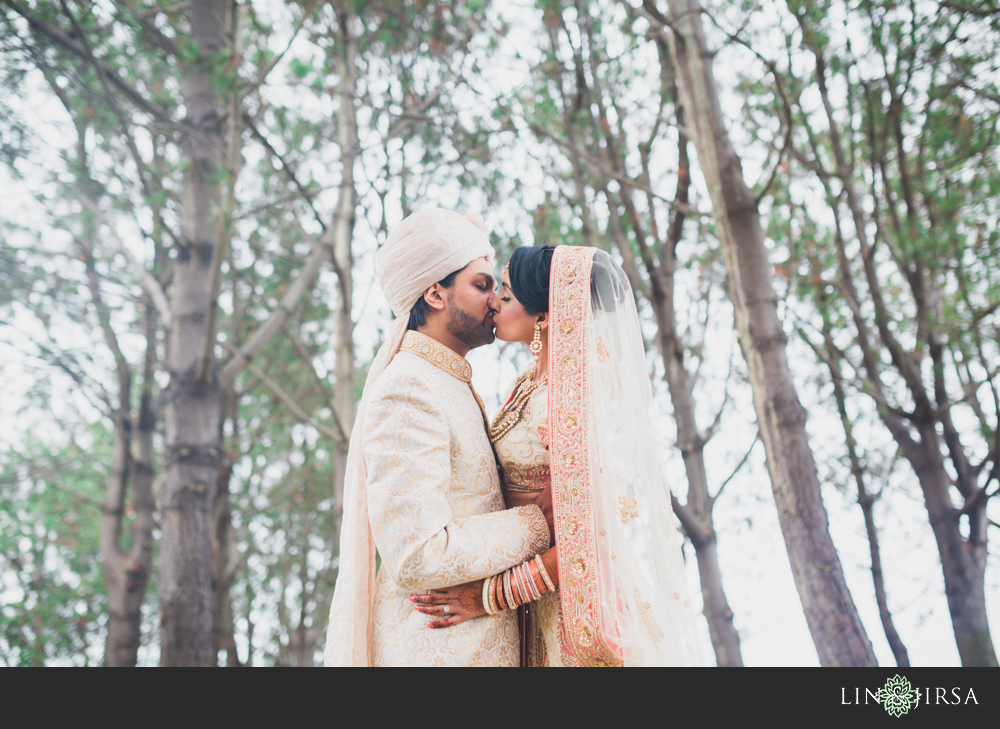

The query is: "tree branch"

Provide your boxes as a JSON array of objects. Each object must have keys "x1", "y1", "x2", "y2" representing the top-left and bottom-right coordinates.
[
  {"x1": 223, "y1": 342, "x2": 344, "y2": 444},
  {"x1": 3, "y1": 0, "x2": 171, "y2": 120},
  {"x1": 670, "y1": 492, "x2": 710, "y2": 549},
  {"x1": 79, "y1": 196, "x2": 173, "y2": 331},
  {"x1": 710, "y1": 432, "x2": 758, "y2": 504},
  {"x1": 219, "y1": 235, "x2": 328, "y2": 387}
]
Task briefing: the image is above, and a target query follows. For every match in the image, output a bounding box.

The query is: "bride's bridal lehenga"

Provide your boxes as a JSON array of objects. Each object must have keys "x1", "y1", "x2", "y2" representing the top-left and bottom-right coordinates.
[{"x1": 491, "y1": 246, "x2": 703, "y2": 667}]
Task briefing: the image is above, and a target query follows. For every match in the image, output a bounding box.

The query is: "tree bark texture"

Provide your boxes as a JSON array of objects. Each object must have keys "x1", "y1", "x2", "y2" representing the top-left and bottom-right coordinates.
[
  {"x1": 331, "y1": 0, "x2": 359, "y2": 516},
  {"x1": 160, "y1": 0, "x2": 228, "y2": 666},
  {"x1": 662, "y1": 0, "x2": 876, "y2": 666}
]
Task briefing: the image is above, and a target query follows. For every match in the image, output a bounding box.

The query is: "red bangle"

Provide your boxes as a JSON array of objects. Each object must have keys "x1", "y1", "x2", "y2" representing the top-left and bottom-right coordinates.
[
  {"x1": 528, "y1": 560, "x2": 545, "y2": 595},
  {"x1": 495, "y1": 573, "x2": 507, "y2": 611}
]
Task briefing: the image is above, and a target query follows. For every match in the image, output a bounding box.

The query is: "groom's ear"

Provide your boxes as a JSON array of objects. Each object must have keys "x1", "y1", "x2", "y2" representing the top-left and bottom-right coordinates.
[{"x1": 422, "y1": 283, "x2": 447, "y2": 312}]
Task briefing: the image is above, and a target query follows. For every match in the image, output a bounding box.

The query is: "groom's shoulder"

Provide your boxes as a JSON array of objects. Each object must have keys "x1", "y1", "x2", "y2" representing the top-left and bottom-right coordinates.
[{"x1": 370, "y1": 351, "x2": 441, "y2": 399}]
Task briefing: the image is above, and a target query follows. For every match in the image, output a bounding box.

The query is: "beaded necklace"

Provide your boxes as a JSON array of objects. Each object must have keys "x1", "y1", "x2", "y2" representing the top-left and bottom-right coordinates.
[{"x1": 489, "y1": 372, "x2": 548, "y2": 443}]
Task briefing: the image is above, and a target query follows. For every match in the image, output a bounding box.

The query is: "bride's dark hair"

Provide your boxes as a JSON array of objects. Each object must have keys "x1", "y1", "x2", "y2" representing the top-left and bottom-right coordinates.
[
  {"x1": 509, "y1": 245, "x2": 627, "y2": 315},
  {"x1": 508, "y1": 245, "x2": 554, "y2": 315}
]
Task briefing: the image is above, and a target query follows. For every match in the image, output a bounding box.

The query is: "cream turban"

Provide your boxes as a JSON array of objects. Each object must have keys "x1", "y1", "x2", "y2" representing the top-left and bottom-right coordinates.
[
  {"x1": 376, "y1": 207, "x2": 494, "y2": 319},
  {"x1": 324, "y1": 207, "x2": 494, "y2": 666}
]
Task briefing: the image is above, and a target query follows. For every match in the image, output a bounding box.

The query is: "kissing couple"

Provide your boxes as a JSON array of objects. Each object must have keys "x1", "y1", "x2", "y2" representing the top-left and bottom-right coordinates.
[{"x1": 324, "y1": 207, "x2": 702, "y2": 667}]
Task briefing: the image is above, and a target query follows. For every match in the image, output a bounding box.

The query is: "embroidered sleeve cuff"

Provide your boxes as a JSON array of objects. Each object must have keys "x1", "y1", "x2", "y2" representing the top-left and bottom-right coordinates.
[{"x1": 514, "y1": 505, "x2": 550, "y2": 555}]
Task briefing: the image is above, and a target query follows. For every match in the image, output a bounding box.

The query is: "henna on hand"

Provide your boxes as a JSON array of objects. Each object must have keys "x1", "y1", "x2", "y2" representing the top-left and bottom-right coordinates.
[{"x1": 455, "y1": 579, "x2": 486, "y2": 615}]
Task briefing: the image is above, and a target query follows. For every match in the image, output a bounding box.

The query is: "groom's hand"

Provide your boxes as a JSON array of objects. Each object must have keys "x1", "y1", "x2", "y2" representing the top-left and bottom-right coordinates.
[{"x1": 535, "y1": 485, "x2": 556, "y2": 547}]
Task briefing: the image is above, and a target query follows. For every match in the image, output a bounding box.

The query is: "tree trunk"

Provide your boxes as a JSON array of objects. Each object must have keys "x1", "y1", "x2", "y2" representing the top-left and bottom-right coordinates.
[
  {"x1": 331, "y1": 0, "x2": 358, "y2": 516},
  {"x1": 160, "y1": 0, "x2": 228, "y2": 666},
  {"x1": 74, "y1": 117, "x2": 156, "y2": 667},
  {"x1": 661, "y1": 0, "x2": 876, "y2": 666},
  {"x1": 212, "y1": 452, "x2": 241, "y2": 666},
  {"x1": 911, "y1": 421, "x2": 996, "y2": 666},
  {"x1": 815, "y1": 314, "x2": 910, "y2": 667}
]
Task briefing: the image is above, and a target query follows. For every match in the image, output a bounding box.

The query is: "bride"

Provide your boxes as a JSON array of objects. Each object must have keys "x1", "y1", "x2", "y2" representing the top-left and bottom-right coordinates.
[{"x1": 411, "y1": 245, "x2": 703, "y2": 666}]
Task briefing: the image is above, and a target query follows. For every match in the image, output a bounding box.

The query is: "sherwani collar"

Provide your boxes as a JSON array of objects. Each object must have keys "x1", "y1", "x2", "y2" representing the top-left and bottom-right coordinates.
[{"x1": 399, "y1": 330, "x2": 473, "y2": 382}]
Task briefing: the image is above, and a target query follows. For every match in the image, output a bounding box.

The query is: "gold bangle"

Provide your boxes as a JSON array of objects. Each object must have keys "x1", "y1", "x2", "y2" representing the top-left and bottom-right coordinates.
[
  {"x1": 535, "y1": 554, "x2": 556, "y2": 592},
  {"x1": 519, "y1": 563, "x2": 538, "y2": 603},
  {"x1": 513, "y1": 564, "x2": 528, "y2": 605},
  {"x1": 483, "y1": 575, "x2": 495, "y2": 615},
  {"x1": 503, "y1": 569, "x2": 516, "y2": 610},
  {"x1": 524, "y1": 562, "x2": 542, "y2": 601}
]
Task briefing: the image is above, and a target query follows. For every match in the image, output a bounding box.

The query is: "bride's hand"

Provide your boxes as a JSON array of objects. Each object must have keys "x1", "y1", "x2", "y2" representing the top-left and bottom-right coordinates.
[{"x1": 410, "y1": 580, "x2": 486, "y2": 628}]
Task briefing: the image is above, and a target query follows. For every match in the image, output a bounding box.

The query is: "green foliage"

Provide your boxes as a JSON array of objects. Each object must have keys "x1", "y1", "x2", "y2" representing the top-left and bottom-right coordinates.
[{"x1": 0, "y1": 425, "x2": 113, "y2": 666}]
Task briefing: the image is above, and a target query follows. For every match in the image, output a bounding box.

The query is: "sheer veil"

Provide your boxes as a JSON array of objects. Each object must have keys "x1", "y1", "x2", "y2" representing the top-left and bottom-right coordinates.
[{"x1": 547, "y1": 246, "x2": 704, "y2": 666}]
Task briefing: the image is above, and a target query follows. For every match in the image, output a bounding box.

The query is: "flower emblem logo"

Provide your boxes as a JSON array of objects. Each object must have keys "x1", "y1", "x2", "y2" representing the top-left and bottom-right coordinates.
[{"x1": 880, "y1": 675, "x2": 918, "y2": 717}]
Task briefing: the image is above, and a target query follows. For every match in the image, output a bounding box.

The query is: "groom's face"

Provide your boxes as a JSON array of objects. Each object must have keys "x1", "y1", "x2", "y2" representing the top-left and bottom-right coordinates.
[{"x1": 443, "y1": 257, "x2": 497, "y2": 349}]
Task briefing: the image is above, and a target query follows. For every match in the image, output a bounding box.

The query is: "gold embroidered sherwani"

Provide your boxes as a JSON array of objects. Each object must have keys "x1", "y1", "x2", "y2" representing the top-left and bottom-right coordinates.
[{"x1": 364, "y1": 331, "x2": 551, "y2": 666}]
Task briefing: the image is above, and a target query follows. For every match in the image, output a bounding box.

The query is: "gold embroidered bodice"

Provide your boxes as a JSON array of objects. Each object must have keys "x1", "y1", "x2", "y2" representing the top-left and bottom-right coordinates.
[
  {"x1": 494, "y1": 373, "x2": 550, "y2": 493},
  {"x1": 493, "y1": 371, "x2": 582, "y2": 667}
]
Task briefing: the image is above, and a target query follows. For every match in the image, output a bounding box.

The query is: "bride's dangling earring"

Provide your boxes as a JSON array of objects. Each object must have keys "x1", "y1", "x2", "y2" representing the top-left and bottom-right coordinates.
[{"x1": 530, "y1": 322, "x2": 542, "y2": 364}]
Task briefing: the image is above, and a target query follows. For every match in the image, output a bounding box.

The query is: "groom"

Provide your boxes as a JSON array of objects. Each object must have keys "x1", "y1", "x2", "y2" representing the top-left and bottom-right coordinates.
[{"x1": 325, "y1": 208, "x2": 552, "y2": 666}]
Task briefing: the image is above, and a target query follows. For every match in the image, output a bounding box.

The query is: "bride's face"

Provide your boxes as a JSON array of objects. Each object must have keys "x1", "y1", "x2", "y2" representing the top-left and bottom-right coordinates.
[{"x1": 492, "y1": 269, "x2": 540, "y2": 344}]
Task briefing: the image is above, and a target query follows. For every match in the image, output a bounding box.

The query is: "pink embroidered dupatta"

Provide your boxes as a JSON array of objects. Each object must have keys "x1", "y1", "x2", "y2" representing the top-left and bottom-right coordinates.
[{"x1": 548, "y1": 246, "x2": 703, "y2": 667}]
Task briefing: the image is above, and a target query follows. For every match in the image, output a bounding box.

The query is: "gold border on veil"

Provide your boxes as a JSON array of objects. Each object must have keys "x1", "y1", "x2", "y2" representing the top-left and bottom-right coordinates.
[{"x1": 548, "y1": 246, "x2": 622, "y2": 667}]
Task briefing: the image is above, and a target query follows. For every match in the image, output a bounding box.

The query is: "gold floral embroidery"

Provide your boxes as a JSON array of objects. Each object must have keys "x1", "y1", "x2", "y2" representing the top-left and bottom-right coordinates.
[
  {"x1": 619, "y1": 496, "x2": 638, "y2": 524},
  {"x1": 502, "y1": 463, "x2": 550, "y2": 491},
  {"x1": 639, "y1": 597, "x2": 664, "y2": 645},
  {"x1": 549, "y1": 245, "x2": 621, "y2": 668},
  {"x1": 596, "y1": 336, "x2": 611, "y2": 362},
  {"x1": 516, "y1": 504, "x2": 552, "y2": 555},
  {"x1": 673, "y1": 592, "x2": 680, "y2": 600},
  {"x1": 399, "y1": 330, "x2": 472, "y2": 382}
]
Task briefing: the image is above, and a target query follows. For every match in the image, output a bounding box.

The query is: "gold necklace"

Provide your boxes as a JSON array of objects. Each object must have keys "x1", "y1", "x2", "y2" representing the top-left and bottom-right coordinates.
[{"x1": 489, "y1": 372, "x2": 547, "y2": 443}]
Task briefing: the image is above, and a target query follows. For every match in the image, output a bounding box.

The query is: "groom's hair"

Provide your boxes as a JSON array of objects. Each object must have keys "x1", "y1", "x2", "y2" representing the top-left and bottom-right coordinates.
[{"x1": 407, "y1": 267, "x2": 463, "y2": 331}]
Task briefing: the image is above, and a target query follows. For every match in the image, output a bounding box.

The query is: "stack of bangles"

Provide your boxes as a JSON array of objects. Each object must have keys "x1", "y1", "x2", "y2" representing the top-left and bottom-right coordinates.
[{"x1": 482, "y1": 554, "x2": 557, "y2": 615}]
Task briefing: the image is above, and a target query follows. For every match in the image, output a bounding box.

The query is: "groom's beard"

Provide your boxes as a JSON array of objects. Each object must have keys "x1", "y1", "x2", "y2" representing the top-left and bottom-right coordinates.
[{"x1": 446, "y1": 294, "x2": 496, "y2": 349}]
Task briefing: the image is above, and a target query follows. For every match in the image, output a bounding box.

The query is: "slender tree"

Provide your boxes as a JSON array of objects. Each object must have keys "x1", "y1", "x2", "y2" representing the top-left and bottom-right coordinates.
[{"x1": 646, "y1": 0, "x2": 877, "y2": 666}]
